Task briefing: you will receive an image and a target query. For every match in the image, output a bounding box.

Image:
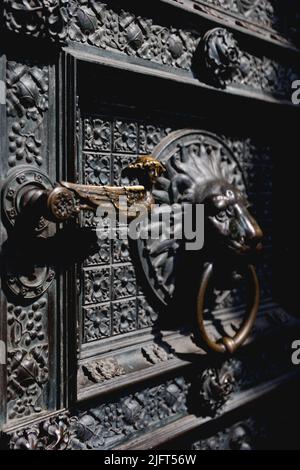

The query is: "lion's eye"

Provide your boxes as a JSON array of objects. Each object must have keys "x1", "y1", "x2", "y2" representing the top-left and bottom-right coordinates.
[{"x1": 215, "y1": 211, "x2": 227, "y2": 222}]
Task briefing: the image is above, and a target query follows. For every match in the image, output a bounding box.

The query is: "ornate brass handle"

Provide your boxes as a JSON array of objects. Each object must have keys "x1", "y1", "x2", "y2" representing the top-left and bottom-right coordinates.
[
  {"x1": 2, "y1": 156, "x2": 165, "y2": 227},
  {"x1": 24, "y1": 181, "x2": 149, "y2": 223},
  {"x1": 196, "y1": 263, "x2": 259, "y2": 354}
]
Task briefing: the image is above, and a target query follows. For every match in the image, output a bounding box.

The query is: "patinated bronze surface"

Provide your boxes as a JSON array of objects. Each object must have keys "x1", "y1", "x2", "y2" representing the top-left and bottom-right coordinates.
[{"x1": 0, "y1": 0, "x2": 299, "y2": 452}]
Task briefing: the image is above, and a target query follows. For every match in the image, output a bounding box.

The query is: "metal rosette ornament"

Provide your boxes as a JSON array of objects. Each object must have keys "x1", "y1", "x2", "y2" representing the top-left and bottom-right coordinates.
[
  {"x1": 201, "y1": 28, "x2": 241, "y2": 88},
  {"x1": 2, "y1": 166, "x2": 56, "y2": 300},
  {"x1": 135, "y1": 129, "x2": 246, "y2": 307}
]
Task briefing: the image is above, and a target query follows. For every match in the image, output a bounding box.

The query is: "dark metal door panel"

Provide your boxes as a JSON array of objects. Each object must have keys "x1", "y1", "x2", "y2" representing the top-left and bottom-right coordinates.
[
  {"x1": 0, "y1": 47, "x2": 60, "y2": 428},
  {"x1": 0, "y1": 0, "x2": 299, "y2": 450}
]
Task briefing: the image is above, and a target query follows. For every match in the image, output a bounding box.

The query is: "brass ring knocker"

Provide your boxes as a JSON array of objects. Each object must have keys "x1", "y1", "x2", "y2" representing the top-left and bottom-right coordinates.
[{"x1": 196, "y1": 263, "x2": 260, "y2": 354}]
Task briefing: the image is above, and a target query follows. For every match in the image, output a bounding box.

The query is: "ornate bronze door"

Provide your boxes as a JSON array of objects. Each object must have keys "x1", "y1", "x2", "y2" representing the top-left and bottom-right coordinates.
[{"x1": 0, "y1": 0, "x2": 300, "y2": 450}]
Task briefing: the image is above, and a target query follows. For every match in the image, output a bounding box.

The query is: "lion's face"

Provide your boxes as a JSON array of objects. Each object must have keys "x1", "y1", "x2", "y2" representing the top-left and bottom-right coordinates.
[{"x1": 201, "y1": 180, "x2": 263, "y2": 255}]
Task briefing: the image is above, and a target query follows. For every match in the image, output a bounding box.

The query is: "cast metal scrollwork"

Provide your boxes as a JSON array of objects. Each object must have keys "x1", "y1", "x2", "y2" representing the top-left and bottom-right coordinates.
[
  {"x1": 199, "y1": 364, "x2": 235, "y2": 414},
  {"x1": 3, "y1": 0, "x2": 69, "y2": 41}
]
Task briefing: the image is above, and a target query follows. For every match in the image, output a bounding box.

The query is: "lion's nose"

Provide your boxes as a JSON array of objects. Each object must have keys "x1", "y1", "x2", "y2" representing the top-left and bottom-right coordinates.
[
  {"x1": 234, "y1": 204, "x2": 263, "y2": 251},
  {"x1": 245, "y1": 220, "x2": 263, "y2": 251}
]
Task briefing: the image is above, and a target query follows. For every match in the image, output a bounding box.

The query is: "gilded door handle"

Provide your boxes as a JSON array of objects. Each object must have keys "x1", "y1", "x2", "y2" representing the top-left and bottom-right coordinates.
[
  {"x1": 1, "y1": 156, "x2": 165, "y2": 300},
  {"x1": 26, "y1": 181, "x2": 149, "y2": 223},
  {"x1": 196, "y1": 263, "x2": 259, "y2": 354},
  {"x1": 2, "y1": 156, "x2": 166, "y2": 227}
]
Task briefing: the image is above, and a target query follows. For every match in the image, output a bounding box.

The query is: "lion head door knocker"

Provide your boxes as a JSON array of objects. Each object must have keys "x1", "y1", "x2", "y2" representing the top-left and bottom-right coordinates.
[{"x1": 135, "y1": 130, "x2": 263, "y2": 354}]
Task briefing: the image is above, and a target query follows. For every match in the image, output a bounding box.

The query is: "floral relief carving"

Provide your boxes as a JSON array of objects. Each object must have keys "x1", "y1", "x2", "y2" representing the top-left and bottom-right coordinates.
[
  {"x1": 7, "y1": 344, "x2": 49, "y2": 420},
  {"x1": 67, "y1": 0, "x2": 106, "y2": 45},
  {"x1": 83, "y1": 303, "x2": 111, "y2": 342},
  {"x1": 4, "y1": 0, "x2": 69, "y2": 40},
  {"x1": 122, "y1": 398, "x2": 143, "y2": 428},
  {"x1": 66, "y1": 2, "x2": 299, "y2": 96},
  {"x1": 3, "y1": 0, "x2": 299, "y2": 48},
  {"x1": 112, "y1": 264, "x2": 136, "y2": 300},
  {"x1": 5, "y1": 338, "x2": 293, "y2": 450},
  {"x1": 4, "y1": 62, "x2": 51, "y2": 423},
  {"x1": 81, "y1": 357, "x2": 124, "y2": 383},
  {"x1": 78, "y1": 119, "x2": 174, "y2": 339},
  {"x1": 112, "y1": 232, "x2": 131, "y2": 264},
  {"x1": 83, "y1": 118, "x2": 112, "y2": 152},
  {"x1": 3, "y1": 2, "x2": 299, "y2": 99},
  {"x1": 113, "y1": 121, "x2": 138, "y2": 153},
  {"x1": 232, "y1": 53, "x2": 299, "y2": 97},
  {"x1": 7, "y1": 62, "x2": 49, "y2": 167},
  {"x1": 200, "y1": 0, "x2": 276, "y2": 26},
  {"x1": 83, "y1": 267, "x2": 111, "y2": 305},
  {"x1": 84, "y1": 153, "x2": 111, "y2": 186},
  {"x1": 7, "y1": 376, "x2": 189, "y2": 449},
  {"x1": 139, "y1": 124, "x2": 172, "y2": 155},
  {"x1": 142, "y1": 344, "x2": 174, "y2": 365},
  {"x1": 8, "y1": 119, "x2": 43, "y2": 167},
  {"x1": 6, "y1": 297, "x2": 49, "y2": 421},
  {"x1": 112, "y1": 299, "x2": 137, "y2": 335},
  {"x1": 67, "y1": 1, "x2": 197, "y2": 70},
  {"x1": 84, "y1": 239, "x2": 111, "y2": 267},
  {"x1": 9, "y1": 413, "x2": 74, "y2": 450},
  {"x1": 80, "y1": 117, "x2": 148, "y2": 343},
  {"x1": 6, "y1": 63, "x2": 48, "y2": 120},
  {"x1": 8, "y1": 298, "x2": 47, "y2": 349}
]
